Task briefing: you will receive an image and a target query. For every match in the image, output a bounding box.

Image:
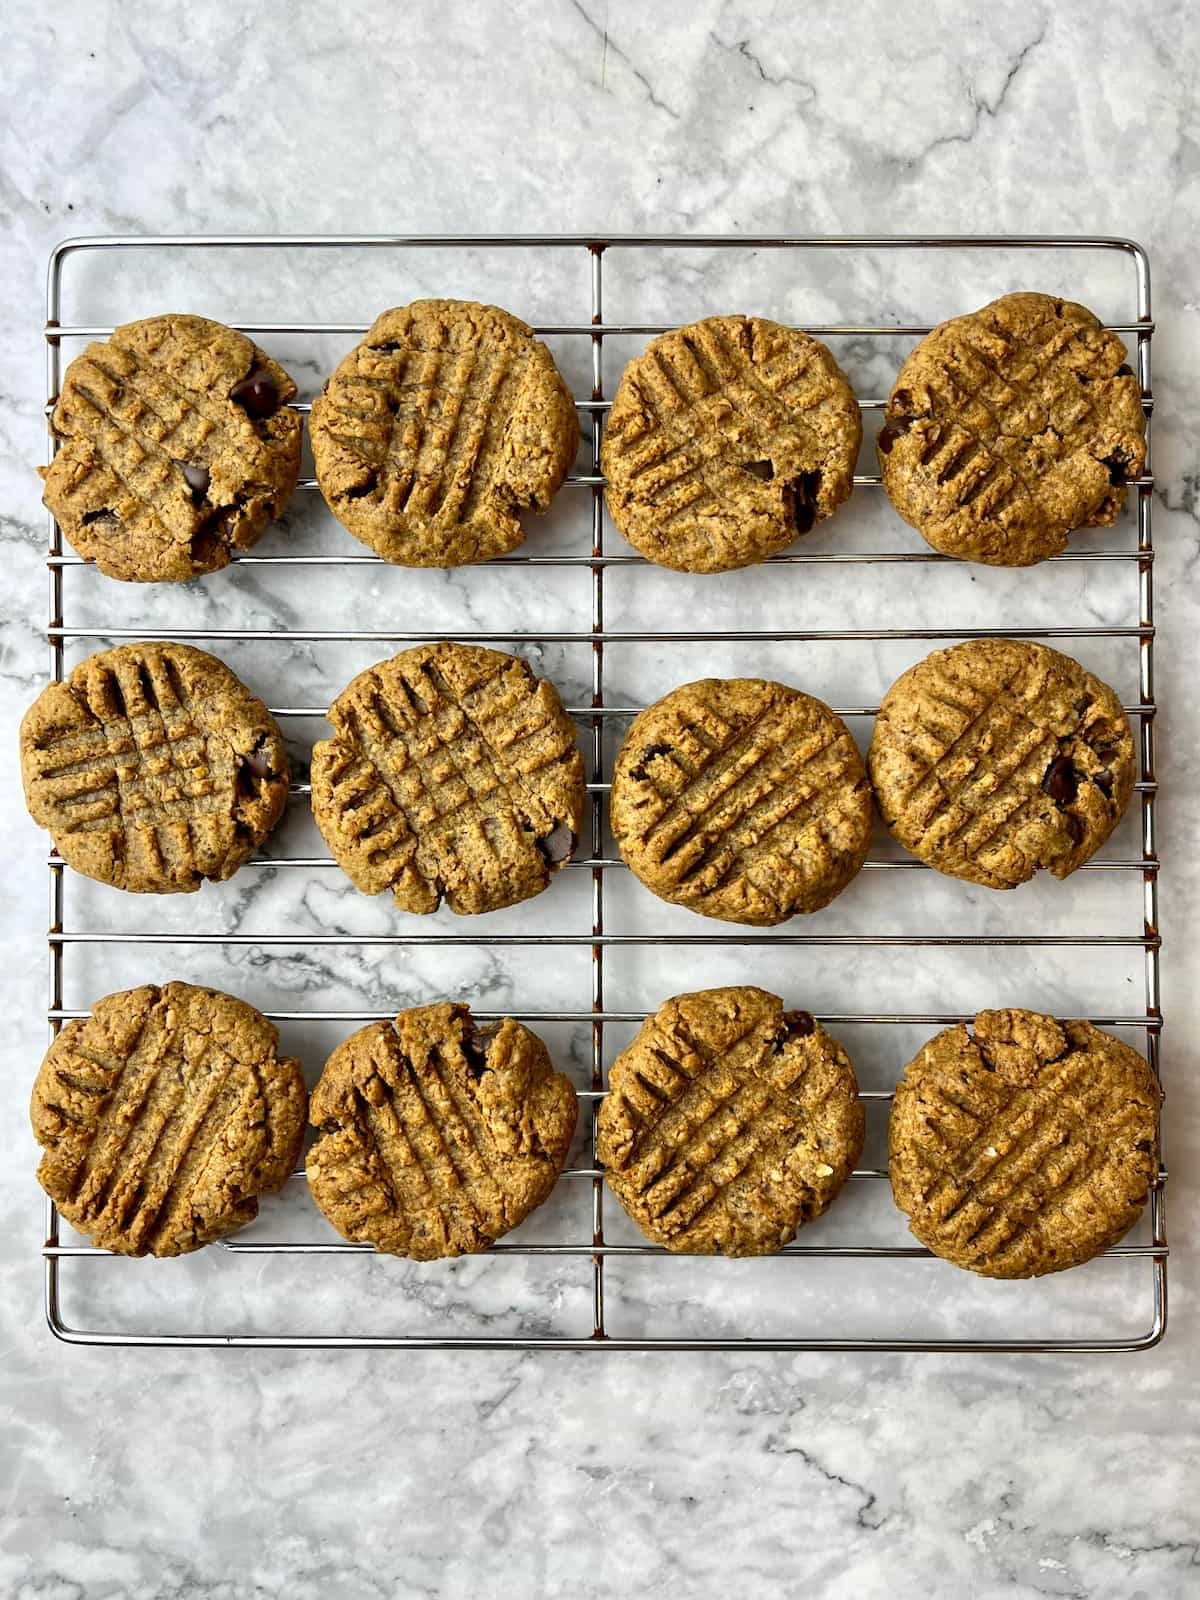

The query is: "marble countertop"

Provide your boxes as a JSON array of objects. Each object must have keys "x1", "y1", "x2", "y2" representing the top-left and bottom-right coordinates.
[{"x1": 2, "y1": 2, "x2": 1198, "y2": 1595}]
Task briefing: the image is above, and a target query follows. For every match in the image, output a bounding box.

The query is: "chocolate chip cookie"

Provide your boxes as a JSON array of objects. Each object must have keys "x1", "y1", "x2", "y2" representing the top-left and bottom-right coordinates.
[
  {"x1": 32, "y1": 982, "x2": 307, "y2": 1257},
  {"x1": 42, "y1": 314, "x2": 302, "y2": 582},
  {"x1": 598, "y1": 987, "x2": 864, "y2": 1256},
  {"x1": 879, "y1": 292, "x2": 1146, "y2": 565},
  {"x1": 601, "y1": 315, "x2": 861, "y2": 573},
  {"x1": 610, "y1": 677, "x2": 871, "y2": 925},
  {"x1": 889, "y1": 1009, "x2": 1160, "y2": 1278},
  {"x1": 868, "y1": 638, "x2": 1134, "y2": 889},
  {"x1": 307, "y1": 1003, "x2": 578, "y2": 1258},
  {"x1": 311, "y1": 642, "x2": 584, "y2": 915},
  {"x1": 310, "y1": 300, "x2": 579, "y2": 566},
  {"x1": 20, "y1": 641, "x2": 289, "y2": 894}
]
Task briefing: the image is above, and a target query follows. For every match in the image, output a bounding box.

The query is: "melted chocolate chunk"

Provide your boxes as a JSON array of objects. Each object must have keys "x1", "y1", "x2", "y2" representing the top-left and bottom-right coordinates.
[
  {"x1": 629, "y1": 742, "x2": 673, "y2": 782},
  {"x1": 1042, "y1": 754, "x2": 1079, "y2": 806},
  {"x1": 81, "y1": 507, "x2": 118, "y2": 527},
  {"x1": 1101, "y1": 451, "x2": 1130, "y2": 488},
  {"x1": 1116, "y1": 363, "x2": 1134, "y2": 378},
  {"x1": 773, "y1": 1009, "x2": 816, "y2": 1051},
  {"x1": 230, "y1": 367, "x2": 281, "y2": 420},
  {"x1": 790, "y1": 470, "x2": 821, "y2": 535},
  {"x1": 536, "y1": 822, "x2": 575, "y2": 866},
  {"x1": 181, "y1": 461, "x2": 210, "y2": 502},
  {"x1": 1094, "y1": 767, "x2": 1114, "y2": 800},
  {"x1": 742, "y1": 458, "x2": 775, "y2": 481},
  {"x1": 463, "y1": 1021, "x2": 501, "y2": 1073},
  {"x1": 876, "y1": 416, "x2": 914, "y2": 454}
]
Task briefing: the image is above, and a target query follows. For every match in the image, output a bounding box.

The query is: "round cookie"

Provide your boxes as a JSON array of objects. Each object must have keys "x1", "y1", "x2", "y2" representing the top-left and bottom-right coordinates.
[
  {"x1": 20, "y1": 641, "x2": 289, "y2": 894},
  {"x1": 889, "y1": 1009, "x2": 1160, "y2": 1278},
  {"x1": 868, "y1": 638, "x2": 1135, "y2": 889},
  {"x1": 32, "y1": 982, "x2": 307, "y2": 1258},
  {"x1": 310, "y1": 299, "x2": 579, "y2": 566},
  {"x1": 311, "y1": 642, "x2": 585, "y2": 915},
  {"x1": 598, "y1": 987, "x2": 864, "y2": 1256},
  {"x1": 307, "y1": 1002, "x2": 578, "y2": 1259},
  {"x1": 42, "y1": 314, "x2": 302, "y2": 582},
  {"x1": 610, "y1": 677, "x2": 871, "y2": 926},
  {"x1": 601, "y1": 315, "x2": 861, "y2": 573},
  {"x1": 878, "y1": 292, "x2": 1146, "y2": 566}
]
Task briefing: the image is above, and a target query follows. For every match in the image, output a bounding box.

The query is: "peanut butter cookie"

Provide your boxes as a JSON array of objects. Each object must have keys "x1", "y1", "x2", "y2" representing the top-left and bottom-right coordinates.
[
  {"x1": 879, "y1": 292, "x2": 1146, "y2": 565},
  {"x1": 598, "y1": 987, "x2": 864, "y2": 1256},
  {"x1": 868, "y1": 638, "x2": 1135, "y2": 889},
  {"x1": 42, "y1": 314, "x2": 301, "y2": 582},
  {"x1": 601, "y1": 315, "x2": 861, "y2": 573},
  {"x1": 20, "y1": 641, "x2": 289, "y2": 893},
  {"x1": 310, "y1": 300, "x2": 579, "y2": 566},
  {"x1": 32, "y1": 982, "x2": 306, "y2": 1257},
  {"x1": 889, "y1": 1009, "x2": 1160, "y2": 1278},
  {"x1": 611, "y1": 677, "x2": 871, "y2": 925},
  {"x1": 307, "y1": 1003, "x2": 578, "y2": 1259},
  {"x1": 311, "y1": 642, "x2": 584, "y2": 915}
]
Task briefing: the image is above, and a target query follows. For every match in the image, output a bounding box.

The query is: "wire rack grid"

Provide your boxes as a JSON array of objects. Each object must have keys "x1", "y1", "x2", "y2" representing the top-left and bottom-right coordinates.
[{"x1": 39, "y1": 234, "x2": 1165, "y2": 1351}]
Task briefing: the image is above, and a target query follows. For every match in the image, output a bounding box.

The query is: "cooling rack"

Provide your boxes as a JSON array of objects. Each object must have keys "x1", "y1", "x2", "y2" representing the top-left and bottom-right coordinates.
[{"x1": 39, "y1": 234, "x2": 1165, "y2": 1351}]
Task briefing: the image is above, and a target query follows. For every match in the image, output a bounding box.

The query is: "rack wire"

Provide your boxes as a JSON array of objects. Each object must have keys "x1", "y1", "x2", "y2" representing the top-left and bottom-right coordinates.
[{"x1": 41, "y1": 235, "x2": 1165, "y2": 1351}]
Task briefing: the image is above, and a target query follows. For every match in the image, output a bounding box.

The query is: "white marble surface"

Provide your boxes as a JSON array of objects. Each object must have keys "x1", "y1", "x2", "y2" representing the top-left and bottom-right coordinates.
[{"x1": 2, "y1": 1, "x2": 1199, "y2": 1594}]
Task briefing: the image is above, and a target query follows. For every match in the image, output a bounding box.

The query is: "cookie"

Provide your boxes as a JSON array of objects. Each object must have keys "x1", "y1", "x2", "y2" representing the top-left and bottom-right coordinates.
[
  {"x1": 889, "y1": 1009, "x2": 1160, "y2": 1278},
  {"x1": 879, "y1": 292, "x2": 1147, "y2": 565},
  {"x1": 311, "y1": 642, "x2": 584, "y2": 915},
  {"x1": 598, "y1": 987, "x2": 864, "y2": 1256},
  {"x1": 868, "y1": 638, "x2": 1135, "y2": 889},
  {"x1": 307, "y1": 1002, "x2": 578, "y2": 1259},
  {"x1": 610, "y1": 677, "x2": 871, "y2": 925},
  {"x1": 42, "y1": 314, "x2": 302, "y2": 582},
  {"x1": 20, "y1": 641, "x2": 289, "y2": 894},
  {"x1": 600, "y1": 315, "x2": 861, "y2": 573},
  {"x1": 32, "y1": 982, "x2": 306, "y2": 1257},
  {"x1": 310, "y1": 300, "x2": 579, "y2": 566}
]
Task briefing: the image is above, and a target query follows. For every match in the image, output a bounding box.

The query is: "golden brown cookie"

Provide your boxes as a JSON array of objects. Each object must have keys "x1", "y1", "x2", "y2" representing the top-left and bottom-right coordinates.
[
  {"x1": 610, "y1": 677, "x2": 871, "y2": 925},
  {"x1": 307, "y1": 1003, "x2": 578, "y2": 1259},
  {"x1": 889, "y1": 1009, "x2": 1160, "y2": 1278},
  {"x1": 20, "y1": 642, "x2": 289, "y2": 894},
  {"x1": 32, "y1": 982, "x2": 307, "y2": 1258},
  {"x1": 311, "y1": 642, "x2": 584, "y2": 915},
  {"x1": 310, "y1": 300, "x2": 579, "y2": 566},
  {"x1": 598, "y1": 987, "x2": 864, "y2": 1256},
  {"x1": 601, "y1": 315, "x2": 861, "y2": 573},
  {"x1": 868, "y1": 638, "x2": 1135, "y2": 889},
  {"x1": 878, "y1": 292, "x2": 1146, "y2": 565},
  {"x1": 42, "y1": 314, "x2": 302, "y2": 582}
]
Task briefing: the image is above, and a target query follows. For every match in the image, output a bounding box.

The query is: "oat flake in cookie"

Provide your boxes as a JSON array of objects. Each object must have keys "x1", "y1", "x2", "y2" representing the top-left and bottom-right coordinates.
[
  {"x1": 889, "y1": 1009, "x2": 1160, "y2": 1278},
  {"x1": 310, "y1": 299, "x2": 579, "y2": 566},
  {"x1": 868, "y1": 638, "x2": 1135, "y2": 889},
  {"x1": 610, "y1": 677, "x2": 872, "y2": 925},
  {"x1": 307, "y1": 1003, "x2": 578, "y2": 1259},
  {"x1": 598, "y1": 987, "x2": 865, "y2": 1256},
  {"x1": 19, "y1": 641, "x2": 289, "y2": 893},
  {"x1": 311, "y1": 642, "x2": 585, "y2": 915},
  {"x1": 878, "y1": 291, "x2": 1146, "y2": 566},
  {"x1": 601, "y1": 315, "x2": 861, "y2": 573},
  {"x1": 31, "y1": 982, "x2": 307, "y2": 1258},
  {"x1": 41, "y1": 314, "x2": 302, "y2": 582}
]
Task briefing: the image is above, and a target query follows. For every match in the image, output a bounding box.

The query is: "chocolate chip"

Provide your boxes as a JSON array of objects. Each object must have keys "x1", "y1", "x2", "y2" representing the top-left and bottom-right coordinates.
[
  {"x1": 1074, "y1": 695, "x2": 1092, "y2": 715},
  {"x1": 463, "y1": 1022, "x2": 500, "y2": 1073},
  {"x1": 742, "y1": 458, "x2": 775, "y2": 481},
  {"x1": 81, "y1": 507, "x2": 118, "y2": 526},
  {"x1": 1094, "y1": 767, "x2": 1114, "y2": 799},
  {"x1": 1134, "y1": 1139, "x2": 1154, "y2": 1153},
  {"x1": 629, "y1": 742, "x2": 672, "y2": 782},
  {"x1": 181, "y1": 461, "x2": 210, "y2": 502},
  {"x1": 536, "y1": 822, "x2": 575, "y2": 866},
  {"x1": 230, "y1": 367, "x2": 280, "y2": 419},
  {"x1": 1101, "y1": 451, "x2": 1129, "y2": 488},
  {"x1": 1041, "y1": 754, "x2": 1079, "y2": 806},
  {"x1": 876, "y1": 416, "x2": 914, "y2": 454},
  {"x1": 790, "y1": 470, "x2": 821, "y2": 535},
  {"x1": 1116, "y1": 363, "x2": 1134, "y2": 377},
  {"x1": 1064, "y1": 814, "x2": 1085, "y2": 845},
  {"x1": 784, "y1": 1009, "x2": 815, "y2": 1037}
]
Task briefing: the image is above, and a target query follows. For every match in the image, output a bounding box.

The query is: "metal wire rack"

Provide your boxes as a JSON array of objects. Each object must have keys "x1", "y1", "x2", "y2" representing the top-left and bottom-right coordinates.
[{"x1": 40, "y1": 234, "x2": 1165, "y2": 1351}]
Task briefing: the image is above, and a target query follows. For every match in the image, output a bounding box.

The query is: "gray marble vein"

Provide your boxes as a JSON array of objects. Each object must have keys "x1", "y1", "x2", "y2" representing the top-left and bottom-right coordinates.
[{"x1": 1, "y1": 0, "x2": 1198, "y2": 1595}]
